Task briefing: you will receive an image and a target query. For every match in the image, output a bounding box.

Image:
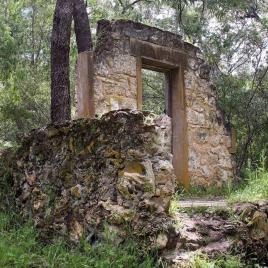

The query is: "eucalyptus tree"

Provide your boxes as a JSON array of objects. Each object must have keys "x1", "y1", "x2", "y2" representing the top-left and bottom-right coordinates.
[
  {"x1": 50, "y1": 0, "x2": 73, "y2": 123},
  {"x1": 51, "y1": 0, "x2": 93, "y2": 123},
  {"x1": 0, "y1": 0, "x2": 54, "y2": 145}
]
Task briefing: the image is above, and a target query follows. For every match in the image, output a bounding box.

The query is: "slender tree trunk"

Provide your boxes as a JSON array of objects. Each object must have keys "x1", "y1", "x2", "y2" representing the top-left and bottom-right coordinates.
[
  {"x1": 51, "y1": 0, "x2": 92, "y2": 123},
  {"x1": 30, "y1": 0, "x2": 36, "y2": 66},
  {"x1": 4, "y1": 0, "x2": 8, "y2": 22},
  {"x1": 73, "y1": 0, "x2": 93, "y2": 52},
  {"x1": 51, "y1": 0, "x2": 73, "y2": 123}
]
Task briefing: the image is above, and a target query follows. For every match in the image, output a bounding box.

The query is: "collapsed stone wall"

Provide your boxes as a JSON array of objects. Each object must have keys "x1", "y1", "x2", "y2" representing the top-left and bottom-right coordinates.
[
  {"x1": 13, "y1": 110, "x2": 176, "y2": 245},
  {"x1": 92, "y1": 20, "x2": 234, "y2": 186}
]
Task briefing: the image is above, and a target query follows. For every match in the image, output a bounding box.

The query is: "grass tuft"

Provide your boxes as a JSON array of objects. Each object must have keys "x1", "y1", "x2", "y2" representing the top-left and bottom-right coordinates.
[
  {"x1": 190, "y1": 252, "x2": 243, "y2": 268},
  {"x1": 0, "y1": 212, "x2": 156, "y2": 268},
  {"x1": 177, "y1": 164, "x2": 268, "y2": 203},
  {"x1": 228, "y1": 165, "x2": 268, "y2": 203}
]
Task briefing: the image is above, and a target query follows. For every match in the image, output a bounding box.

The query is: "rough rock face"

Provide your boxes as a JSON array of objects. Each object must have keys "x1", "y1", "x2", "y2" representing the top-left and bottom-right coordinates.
[
  {"x1": 163, "y1": 201, "x2": 268, "y2": 267},
  {"x1": 13, "y1": 110, "x2": 176, "y2": 245}
]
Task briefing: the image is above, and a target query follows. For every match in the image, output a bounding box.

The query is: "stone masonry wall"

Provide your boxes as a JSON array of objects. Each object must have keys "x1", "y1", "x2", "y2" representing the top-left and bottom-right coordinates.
[
  {"x1": 93, "y1": 21, "x2": 138, "y2": 115},
  {"x1": 93, "y1": 53, "x2": 137, "y2": 115},
  {"x1": 185, "y1": 68, "x2": 234, "y2": 186},
  {"x1": 13, "y1": 110, "x2": 176, "y2": 245},
  {"x1": 91, "y1": 20, "x2": 234, "y2": 186}
]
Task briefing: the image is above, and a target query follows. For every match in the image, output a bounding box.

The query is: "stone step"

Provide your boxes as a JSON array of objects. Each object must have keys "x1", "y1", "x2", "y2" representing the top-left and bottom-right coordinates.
[{"x1": 179, "y1": 199, "x2": 227, "y2": 208}]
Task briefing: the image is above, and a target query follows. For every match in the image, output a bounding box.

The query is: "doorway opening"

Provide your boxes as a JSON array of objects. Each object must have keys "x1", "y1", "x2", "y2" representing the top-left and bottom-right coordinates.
[
  {"x1": 136, "y1": 57, "x2": 189, "y2": 188},
  {"x1": 142, "y1": 69, "x2": 168, "y2": 115}
]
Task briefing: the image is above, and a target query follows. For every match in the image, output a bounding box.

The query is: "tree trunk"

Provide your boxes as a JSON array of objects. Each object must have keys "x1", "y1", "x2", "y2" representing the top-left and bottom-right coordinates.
[
  {"x1": 51, "y1": 0, "x2": 73, "y2": 123},
  {"x1": 73, "y1": 0, "x2": 93, "y2": 53},
  {"x1": 30, "y1": 0, "x2": 36, "y2": 66}
]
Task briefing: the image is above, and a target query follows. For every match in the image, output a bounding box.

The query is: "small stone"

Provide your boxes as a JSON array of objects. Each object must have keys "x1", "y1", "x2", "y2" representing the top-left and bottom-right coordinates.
[
  {"x1": 186, "y1": 242, "x2": 200, "y2": 250},
  {"x1": 45, "y1": 127, "x2": 59, "y2": 138},
  {"x1": 25, "y1": 171, "x2": 36, "y2": 186},
  {"x1": 16, "y1": 161, "x2": 23, "y2": 167},
  {"x1": 71, "y1": 184, "x2": 82, "y2": 198},
  {"x1": 250, "y1": 211, "x2": 268, "y2": 240},
  {"x1": 69, "y1": 220, "x2": 83, "y2": 242},
  {"x1": 155, "y1": 233, "x2": 168, "y2": 249},
  {"x1": 33, "y1": 201, "x2": 42, "y2": 211}
]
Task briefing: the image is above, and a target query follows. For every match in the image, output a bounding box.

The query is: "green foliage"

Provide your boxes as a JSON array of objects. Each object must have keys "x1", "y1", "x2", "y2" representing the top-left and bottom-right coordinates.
[
  {"x1": 190, "y1": 253, "x2": 242, "y2": 268},
  {"x1": 168, "y1": 192, "x2": 180, "y2": 216},
  {"x1": 216, "y1": 71, "x2": 268, "y2": 172},
  {"x1": 142, "y1": 69, "x2": 166, "y2": 115},
  {"x1": 0, "y1": 212, "x2": 156, "y2": 268},
  {"x1": 0, "y1": 0, "x2": 54, "y2": 146},
  {"x1": 177, "y1": 182, "x2": 232, "y2": 199},
  {"x1": 229, "y1": 159, "x2": 268, "y2": 202}
]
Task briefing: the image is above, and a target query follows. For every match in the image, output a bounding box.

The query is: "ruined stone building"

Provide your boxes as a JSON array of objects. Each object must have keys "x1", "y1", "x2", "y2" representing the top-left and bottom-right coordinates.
[{"x1": 76, "y1": 19, "x2": 235, "y2": 187}]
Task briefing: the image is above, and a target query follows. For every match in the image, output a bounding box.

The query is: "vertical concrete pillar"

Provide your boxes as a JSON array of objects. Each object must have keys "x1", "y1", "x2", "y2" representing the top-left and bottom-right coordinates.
[
  {"x1": 136, "y1": 57, "x2": 143, "y2": 110},
  {"x1": 76, "y1": 51, "x2": 95, "y2": 118},
  {"x1": 171, "y1": 66, "x2": 189, "y2": 189}
]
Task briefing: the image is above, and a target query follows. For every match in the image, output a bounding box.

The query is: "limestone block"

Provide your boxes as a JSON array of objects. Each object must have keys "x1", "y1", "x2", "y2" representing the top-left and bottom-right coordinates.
[
  {"x1": 187, "y1": 110, "x2": 206, "y2": 126},
  {"x1": 109, "y1": 96, "x2": 137, "y2": 111}
]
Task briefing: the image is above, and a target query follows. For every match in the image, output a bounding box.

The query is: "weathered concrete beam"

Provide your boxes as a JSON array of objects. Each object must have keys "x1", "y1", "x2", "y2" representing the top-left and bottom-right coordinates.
[{"x1": 76, "y1": 51, "x2": 95, "y2": 118}]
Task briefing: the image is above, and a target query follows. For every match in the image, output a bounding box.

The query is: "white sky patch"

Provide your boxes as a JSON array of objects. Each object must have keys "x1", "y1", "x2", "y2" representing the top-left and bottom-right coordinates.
[{"x1": 154, "y1": 6, "x2": 174, "y2": 20}]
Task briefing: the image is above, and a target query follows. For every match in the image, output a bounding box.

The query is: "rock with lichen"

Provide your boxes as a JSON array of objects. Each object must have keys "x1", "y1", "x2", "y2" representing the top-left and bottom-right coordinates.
[{"x1": 12, "y1": 110, "x2": 176, "y2": 247}]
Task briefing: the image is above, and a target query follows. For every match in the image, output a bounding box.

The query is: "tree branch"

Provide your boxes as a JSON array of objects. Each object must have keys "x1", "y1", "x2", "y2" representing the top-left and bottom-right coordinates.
[{"x1": 122, "y1": 0, "x2": 152, "y2": 14}]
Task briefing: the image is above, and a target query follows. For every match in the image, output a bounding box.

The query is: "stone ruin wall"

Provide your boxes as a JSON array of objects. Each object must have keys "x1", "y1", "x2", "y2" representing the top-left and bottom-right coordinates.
[
  {"x1": 13, "y1": 111, "x2": 176, "y2": 243},
  {"x1": 185, "y1": 68, "x2": 234, "y2": 186},
  {"x1": 91, "y1": 20, "x2": 234, "y2": 186},
  {"x1": 93, "y1": 21, "x2": 138, "y2": 114}
]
